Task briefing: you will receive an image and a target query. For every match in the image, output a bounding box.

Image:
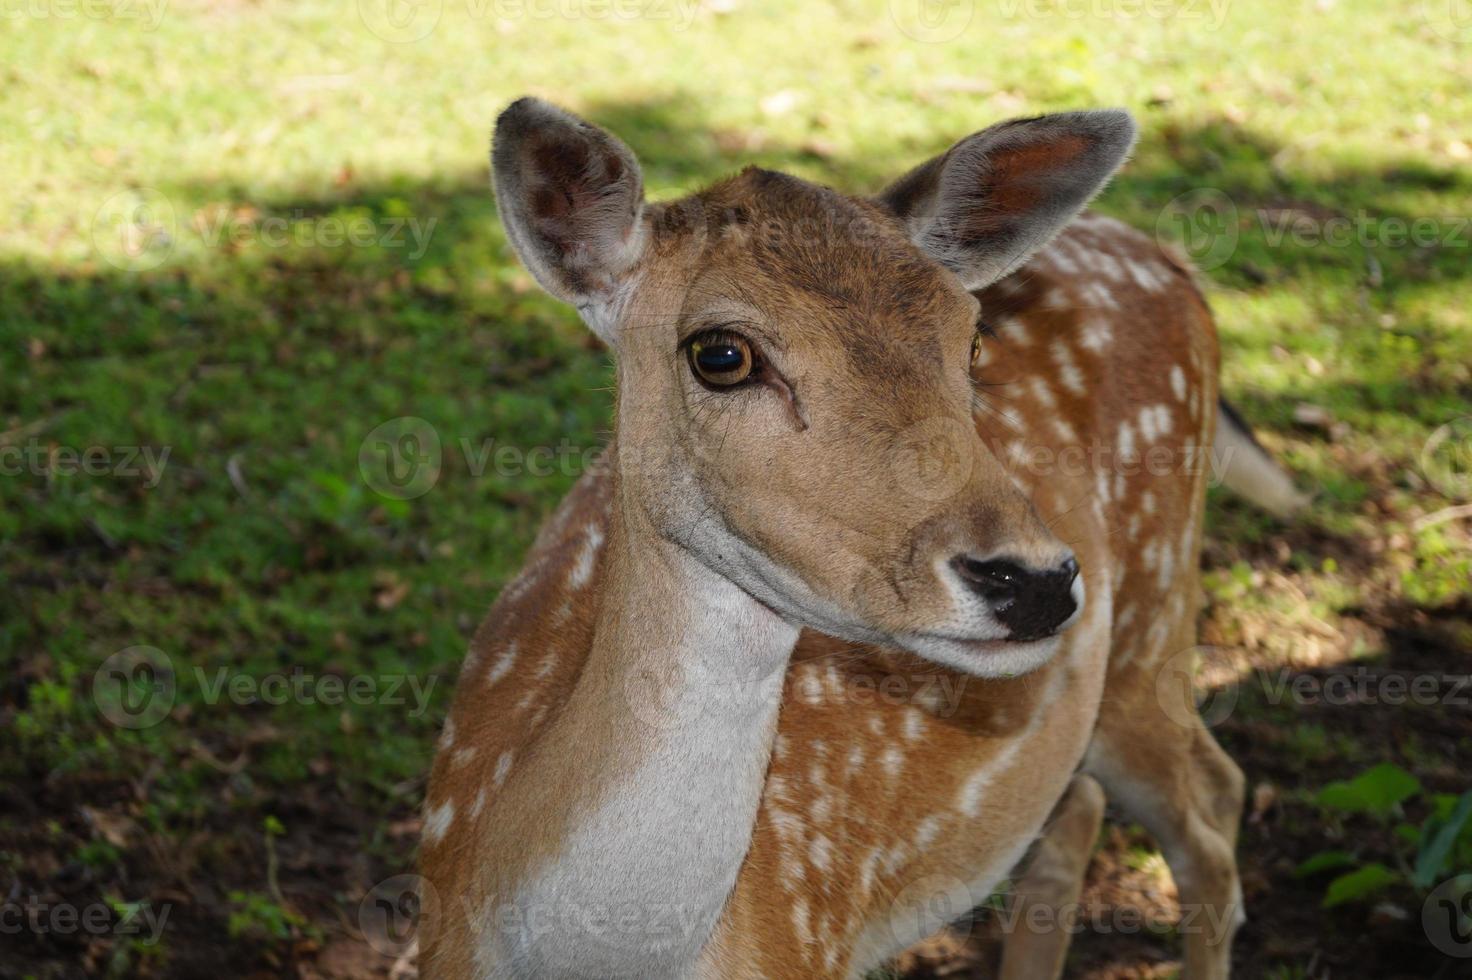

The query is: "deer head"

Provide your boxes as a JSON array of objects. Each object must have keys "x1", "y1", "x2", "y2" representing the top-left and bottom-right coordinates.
[{"x1": 491, "y1": 97, "x2": 1136, "y2": 677}]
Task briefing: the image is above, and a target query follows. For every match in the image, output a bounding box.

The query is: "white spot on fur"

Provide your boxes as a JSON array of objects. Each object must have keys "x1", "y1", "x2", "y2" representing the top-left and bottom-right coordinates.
[
  {"x1": 858, "y1": 847, "x2": 884, "y2": 897},
  {"x1": 1051, "y1": 339, "x2": 1087, "y2": 395},
  {"x1": 486, "y1": 643, "x2": 518, "y2": 686},
  {"x1": 424, "y1": 800, "x2": 454, "y2": 845},
  {"x1": 1079, "y1": 316, "x2": 1114, "y2": 353},
  {"x1": 1139, "y1": 405, "x2": 1159, "y2": 443},
  {"x1": 809, "y1": 760, "x2": 828, "y2": 788},
  {"x1": 569, "y1": 525, "x2": 604, "y2": 589},
  {"x1": 1170, "y1": 365, "x2": 1187, "y2": 401},
  {"x1": 1082, "y1": 279, "x2": 1119, "y2": 311},
  {"x1": 1126, "y1": 257, "x2": 1169, "y2": 292},
  {"x1": 914, "y1": 815, "x2": 942, "y2": 849},
  {"x1": 1156, "y1": 540, "x2": 1176, "y2": 591},
  {"x1": 1151, "y1": 404, "x2": 1174, "y2": 438},
  {"x1": 882, "y1": 746, "x2": 904, "y2": 781},
  {"x1": 1118, "y1": 420, "x2": 1136, "y2": 461},
  {"x1": 1000, "y1": 316, "x2": 1031, "y2": 345},
  {"x1": 493, "y1": 751, "x2": 514, "y2": 789},
  {"x1": 809, "y1": 833, "x2": 834, "y2": 873},
  {"x1": 1045, "y1": 243, "x2": 1080, "y2": 275},
  {"x1": 792, "y1": 898, "x2": 814, "y2": 946},
  {"x1": 957, "y1": 740, "x2": 1023, "y2": 817},
  {"x1": 1028, "y1": 377, "x2": 1057, "y2": 410}
]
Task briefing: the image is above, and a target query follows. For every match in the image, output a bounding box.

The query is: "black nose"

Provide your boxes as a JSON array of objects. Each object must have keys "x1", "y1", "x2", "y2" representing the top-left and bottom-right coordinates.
[{"x1": 951, "y1": 555, "x2": 1080, "y2": 641}]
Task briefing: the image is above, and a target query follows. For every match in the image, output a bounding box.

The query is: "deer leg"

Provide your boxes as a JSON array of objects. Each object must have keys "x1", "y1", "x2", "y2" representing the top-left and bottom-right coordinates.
[
  {"x1": 1083, "y1": 677, "x2": 1246, "y2": 980},
  {"x1": 997, "y1": 772, "x2": 1106, "y2": 980}
]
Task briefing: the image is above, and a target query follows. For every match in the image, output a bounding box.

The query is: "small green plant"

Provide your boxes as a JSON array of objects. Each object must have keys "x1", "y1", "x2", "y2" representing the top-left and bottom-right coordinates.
[
  {"x1": 1298, "y1": 763, "x2": 1472, "y2": 908},
  {"x1": 74, "y1": 838, "x2": 124, "y2": 871},
  {"x1": 225, "y1": 890, "x2": 305, "y2": 941}
]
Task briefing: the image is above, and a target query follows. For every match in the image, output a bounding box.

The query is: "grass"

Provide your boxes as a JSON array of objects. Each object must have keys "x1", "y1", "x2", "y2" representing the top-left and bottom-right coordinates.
[{"x1": 1, "y1": 0, "x2": 1470, "y2": 976}]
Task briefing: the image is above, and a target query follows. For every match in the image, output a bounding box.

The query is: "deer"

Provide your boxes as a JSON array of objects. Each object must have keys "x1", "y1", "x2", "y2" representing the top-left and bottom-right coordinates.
[{"x1": 418, "y1": 96, "x2": 1305, "y2": 979}]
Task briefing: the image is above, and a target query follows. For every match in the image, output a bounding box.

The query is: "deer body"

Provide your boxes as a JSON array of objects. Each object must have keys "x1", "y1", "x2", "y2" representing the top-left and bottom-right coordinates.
[{"x1": 422, "y1": 100, "x2": 1250, "y2": 979}]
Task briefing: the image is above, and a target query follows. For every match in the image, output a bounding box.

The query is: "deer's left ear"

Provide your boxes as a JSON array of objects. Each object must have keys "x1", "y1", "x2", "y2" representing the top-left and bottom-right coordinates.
[{"x1": 878, "y1": 110, "x2": 1137, "y2": 290}]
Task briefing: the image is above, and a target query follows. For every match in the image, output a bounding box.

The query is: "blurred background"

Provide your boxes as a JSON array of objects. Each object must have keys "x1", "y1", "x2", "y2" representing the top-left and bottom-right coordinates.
[{"x1": 2, "y1": 0, "x2": 1470, "y2": 976}]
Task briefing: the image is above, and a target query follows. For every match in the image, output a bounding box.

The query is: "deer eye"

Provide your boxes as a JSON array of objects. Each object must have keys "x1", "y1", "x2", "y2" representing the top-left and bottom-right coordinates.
[
  {"x1": 688, "y1": 331, "x2": 756, "y2": 388},
  {"x1": 970, "y1": 330, "x2": 986, "y2": 369}
]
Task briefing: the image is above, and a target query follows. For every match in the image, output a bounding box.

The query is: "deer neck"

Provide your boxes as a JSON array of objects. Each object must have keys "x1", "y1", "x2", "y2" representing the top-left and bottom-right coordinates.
[{"x1": 498, "y1": 469, "x2": 799, "y2": 976}]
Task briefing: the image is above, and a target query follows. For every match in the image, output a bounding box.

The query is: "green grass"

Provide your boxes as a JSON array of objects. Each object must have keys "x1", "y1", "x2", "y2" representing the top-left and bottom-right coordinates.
[{"x1": 2, "y1": 0, "x2": 1471, "y2": 972}]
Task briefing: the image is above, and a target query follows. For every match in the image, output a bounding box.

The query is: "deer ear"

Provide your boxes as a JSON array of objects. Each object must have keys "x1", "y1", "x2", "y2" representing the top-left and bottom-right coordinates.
[
  {"x1": 492, "y1": 97, "x2": 647, "y2": 339},
  {"x1": 878, "y1": 110, "x2": 1137, "y2": 290}
]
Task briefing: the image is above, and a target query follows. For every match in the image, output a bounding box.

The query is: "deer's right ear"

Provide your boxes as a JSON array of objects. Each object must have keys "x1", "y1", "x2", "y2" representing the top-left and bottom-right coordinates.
[{"x1": 492, "y1": 98, "x2": 647, "y2": 340}]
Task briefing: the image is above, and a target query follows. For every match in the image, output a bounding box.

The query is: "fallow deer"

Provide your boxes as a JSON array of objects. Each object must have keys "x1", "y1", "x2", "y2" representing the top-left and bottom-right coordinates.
[{"x1": 419, "y1": 97, "x2": 1303, "y2": 979}]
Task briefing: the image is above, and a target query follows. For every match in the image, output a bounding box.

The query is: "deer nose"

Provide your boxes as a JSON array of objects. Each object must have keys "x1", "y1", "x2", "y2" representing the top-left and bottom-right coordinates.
[{"x1": 951, "y1": 554, "x2": 1081, "y2": 641}]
